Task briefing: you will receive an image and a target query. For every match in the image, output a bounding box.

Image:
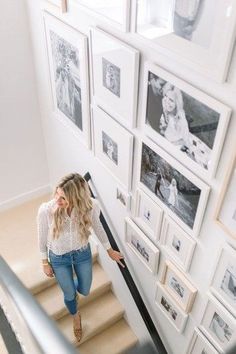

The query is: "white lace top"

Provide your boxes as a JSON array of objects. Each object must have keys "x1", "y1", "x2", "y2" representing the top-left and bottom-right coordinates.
[{"x1": 37, "y1": 198, "x2": 111, "y2": 259}]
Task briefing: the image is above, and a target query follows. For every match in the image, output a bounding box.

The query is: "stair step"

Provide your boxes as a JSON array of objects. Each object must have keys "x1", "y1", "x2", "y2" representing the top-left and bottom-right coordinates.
[
  {"x1": 57, "y1": 291, "x2": 124, "y2": 346},
  {"x1": 36, "y1": 261, "x2": 111, "y2": 319},
  {"x1": 0, "y1": 334, "x2": 8, "y2": 354},
  {"x1": 78, "y1": 318, "x2": 138, "y2": 354}
]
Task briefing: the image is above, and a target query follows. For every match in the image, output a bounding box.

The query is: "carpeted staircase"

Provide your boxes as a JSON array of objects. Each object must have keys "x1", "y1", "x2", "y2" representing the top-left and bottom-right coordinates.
[{"x1": 0, "y1": 195, "x2": 138, "y2": 354}]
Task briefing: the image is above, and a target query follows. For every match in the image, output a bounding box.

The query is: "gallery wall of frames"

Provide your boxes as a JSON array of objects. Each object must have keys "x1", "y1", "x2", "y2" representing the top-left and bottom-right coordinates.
[{"x1": 35, "y1": 1, "x2": 236, "y2": 353}]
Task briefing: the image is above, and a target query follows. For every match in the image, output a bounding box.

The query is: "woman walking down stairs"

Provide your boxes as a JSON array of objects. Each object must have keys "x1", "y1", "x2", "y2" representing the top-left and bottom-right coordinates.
[{"x1": 0, "y1": 195, "x2": 138, "y2": 354}]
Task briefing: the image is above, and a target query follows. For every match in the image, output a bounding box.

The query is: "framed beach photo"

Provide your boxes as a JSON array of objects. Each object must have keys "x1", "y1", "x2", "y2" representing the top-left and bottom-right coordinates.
[
  {"x1": 90, "y1": 27, "x2": 139, "y2": 129},
  {"x1": 187, "y1": 328, "x2": 219, "y2": 354},
  {"x1": 210, "y1": 244, "x2": 236, "y2": 318},
  {"x1": 138, "y1": 137, "x2": 210, "y2": 237},
  {"x1": 160, "y1": 215, "x2": 196, "y2": 272},
  {"x1": 142, "y1": 62, "x2": 231, "y2": 181},
  {"x1": 160, "y1": 260, "x2": 197, "y2": 313},
  {"x1": 44, "y1": 13, "x2": 91, "y2": 147},
  {"x1": 92, "y1": 105, "x2": 133, "y2": 191},
  {"x1": 74, "y1": 0, "x2": 130, "y2": 32},
  {"x1": 155, "y1": 283, "x2": 188, "y2": 333},
  {"x1": 125, "y1": 217, "x2": 160, "y2": 274},
  {"x1": 214, "y1": 152, "x2": 236, "y2": 239},
  {"x1": 133, "y1": 189, "x2": 163, "y2": 244},
  {"x1": 131, "y1": 0, "x2": 236, "y2": 82},
  {"x1": 200, "y1": 293, "x2": 236, "y2": 353}
]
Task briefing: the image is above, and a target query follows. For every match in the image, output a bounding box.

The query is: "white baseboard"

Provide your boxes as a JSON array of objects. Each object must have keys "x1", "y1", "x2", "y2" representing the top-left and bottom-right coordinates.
[{"x1": 0, "y1": 185, "x2": 52, "y2": 212}]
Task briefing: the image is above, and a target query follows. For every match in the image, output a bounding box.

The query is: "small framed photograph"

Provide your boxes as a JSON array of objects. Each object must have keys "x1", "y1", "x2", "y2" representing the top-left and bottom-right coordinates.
[
  {"x1": 116, "y1": 185, "x2": 131, "y2": 211},
  {"x1": 125, "y1": 217, "x2": 160, "y2": 274},
  {"x1": 210, "y1": 244, "x2": 236, "y2": 318},
  {"x1": 131, "y1": 1, "x2": 236, "y2": 82},
  {"x1": 142, "y1": 62, "x2": 231, "y2": 181},
  {"x1": 160, "y1": 260, "x2": 197, "y2": 313},
  {"x1": 187, "y1": 328, "x2": 219, "y2": 354},
  {"x1": 139, "y1": 138, "x2": 210, "y2": 237},
  {"x1": 133, "y1": 189, "x2": 163, "y2": 244},
  {"x1": 90, "y1": 27, "x2": 139, "y2": 129},
  {"x1": 200, "y1": 293, "x2": 236, "y2": 353},
  {"x1": 214, "y1": 152, "x2": 236, "y2": 239},
  {"x1": 46, "y1": 0, "x2": 67, "y2": 12},
  {"x1": 75, "y1": 0, "x2": 130, "y2": 32},
  {"x1": 155, "y1": 283, "x2": 188, "y2": 333},
  {"x1": 44, "y1": 13, "x2": 91, "y2": 147},
  {"x1": 160, "y1": 215, "x2": 196, "y2": 272},
  {"x1": 92, "y1": 105, "x2": 133, "y2": 191}
]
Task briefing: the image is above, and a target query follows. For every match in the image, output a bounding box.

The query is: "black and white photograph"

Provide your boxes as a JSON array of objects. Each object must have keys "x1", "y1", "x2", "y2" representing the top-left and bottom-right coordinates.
[
  {"x1": 131, "y1": 235, "x2": 150, "y2": 263},
  {"x1": 102, "y1": 131, "x2": 118, "y2": 165},
  {"x1": 209, "y1": 312, "x2": 233, "y2": 344},
  {"x1": 161, "y1": 295, "x2": 178, "y2": 320},
  {"x1": 102, "y1": 58, "x2": 120, "y2": 97},
  {"x1": 170, "y1": 276, "x2": 185, "y2": 298},
  {"x1": 220, "y1": 266, "x2": 236, "y2": 301},
  {"x1": 172, "y1": 236, "x2": 181, "y2": 252}
]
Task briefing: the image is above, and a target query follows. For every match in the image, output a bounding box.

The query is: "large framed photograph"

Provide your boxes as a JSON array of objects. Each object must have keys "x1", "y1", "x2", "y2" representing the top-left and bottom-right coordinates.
[
  {"x1": 160, "y1": 260, "x2": 197, "y2": 313},
  {"x1": 46, "y1": 0, "x2": 67, "y2": 12},
  {"x1": 214, "y1": 152, "x2": 236, "y2": 239},
  {"x1": 133, "y1": 189, "x2": 163, "y2": 244},
  {"x1": 160, "y1": 215, "x2": 196, "y2": 272},
  {"x1": 92, "y1": 105, "x2": 133, "y2": 191},
  {"x1": 210, "y1": 244, "x2": 236, "y2": 318},
  {"x1": 139, "y1": 138, "x2": 210, "y2": 236},
  {"x1": 125, "y1": 217, "x2": 160, "y2": 274},
  {"x1": 74, "y1": 0, "x2": 130, "y2": 32},
  {"x1": 187, "y1": 328, "x2": 219, "y2": 354},
  {"x1": 90, "y1": 27, "x2": 139, "y2": 129},
  {"x1": 44, "y1": 13, "x2": 91, "y2": 147},
  {"x1": 131, "y1": 0, "x2": 236, "y2": 82},
  {"x1": 155, "y1": 283, "x2": 188, "y2": 333},
  {"x1": 200, "y1": 293, "x2": 236, "y2": 353},
  {"x1": 142, "y1": 62, "x2": 231, "y2": 180}
]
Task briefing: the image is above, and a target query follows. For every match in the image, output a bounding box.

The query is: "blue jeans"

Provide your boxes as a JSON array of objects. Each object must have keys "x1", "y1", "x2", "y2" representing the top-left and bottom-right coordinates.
[{"x1": 49, "y1": 244, "x2": 92, "y2": 315}]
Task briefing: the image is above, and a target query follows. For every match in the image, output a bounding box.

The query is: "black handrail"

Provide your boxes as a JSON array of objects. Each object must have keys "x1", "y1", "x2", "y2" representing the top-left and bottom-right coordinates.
[{"x1": 84, "y1": 172, "x2": 167, "y2": 354}]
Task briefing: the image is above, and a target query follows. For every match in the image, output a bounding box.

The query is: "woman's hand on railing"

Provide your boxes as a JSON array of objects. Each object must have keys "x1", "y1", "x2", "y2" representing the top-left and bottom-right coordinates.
[
  {"x1": 43, "y1": 263, "x2": 54, "y2": 277},
  {"x1": 107, "y1": 248, "x2": 125, "y2": 268}
]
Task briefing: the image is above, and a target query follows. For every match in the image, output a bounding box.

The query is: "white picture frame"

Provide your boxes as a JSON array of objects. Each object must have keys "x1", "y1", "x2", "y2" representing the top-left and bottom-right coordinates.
[
  {"x1": 45, "y1": 0, "x2": 67, "y2": 12},
  {"x1": 139, "y1": 137, "x2": 210, "y2": 237},
  {"x1": 200, "y1": 293, "x2": 236, "y2": 353},
  {"x1": 90, "y1": 27, "x2": 139, "y2": 129},
  {"x1": 133, "y1": 189, "x2": 163, "y2": 245},
  {"x1": 155, "y1": 283, "x2": 188, "y2": 333},
  {"x1": 73, "y1": 0, "x2": 130, "y2": 32},
  {"x1": 210, "y1": 244, "x2": 236, "y2": 318},
  {"x1": 131, "y1": 0, "x2": 236, "y2": 82},
  {"x1": 125, "y1": 217, "x2": 160, "y2": 274},
  {"x1": 92, "y1": 105, "x2": 134, "y2": 191},
  {"x1": 142, "y1": 62, "x2": 231, "y2": 181},
  {"x1": 44, "y1": 13, "x2": 91, "y2": 148},
  {"x1": 186, "y1": 328, "x2": 219, "y2": 354},
  {"x1": 160, "y1": 260, "x2": 197, "y2": 313},
  {"x1": 160, "y1": 215, "x2": 196, "y2": 272}
]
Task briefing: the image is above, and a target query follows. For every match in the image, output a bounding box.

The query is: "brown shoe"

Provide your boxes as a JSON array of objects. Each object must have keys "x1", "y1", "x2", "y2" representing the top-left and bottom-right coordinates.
[{"x1": 73, "y1": 312, "x2": 82, "y2": 342}]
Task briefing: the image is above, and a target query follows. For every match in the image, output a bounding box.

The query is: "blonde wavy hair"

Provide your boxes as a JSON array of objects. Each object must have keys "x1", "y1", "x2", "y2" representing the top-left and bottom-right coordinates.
[{"x1": 52, "y1": 173, "x2": 93, "y2": 241}]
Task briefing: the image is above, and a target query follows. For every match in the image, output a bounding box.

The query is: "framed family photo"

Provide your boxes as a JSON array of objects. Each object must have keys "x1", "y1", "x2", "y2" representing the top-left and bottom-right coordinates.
[
  {"x1": 44, "y1": 13, "x2": 91, "y2": 147},
  {"x1": 160, "y1": 215, "x2": 196, "y2": 272},
  {"x1": 45, "y1": 0, "x2": 67, "y2": 12},
  {"x1": 74, "y1": 0, "x2": 131, "y2": 32},
  {"x1": 155, "y1": 283, "x2": 188, "y2": 333},
  {"x1": 187, "y1": 328, "x2": 219, "y2": 354},
  {"x1": 133, "y1": 189, "x2": 163, "y2": 244},
  {"x1": 92, "y1": 105, "x2": 133, "y2": 191},
  {"x1": 210, "y1": 244, "x2": 236, "y2": 318},
  {"x1": 142, "y1": 62, "x2": 231, "y2": 181},
  {"x1": 160, "y1": 260, "x2": 197, "y2": 313},
  {"x1": 131, "y1": 0, "x2": 236, "y2": 82},
  {"x1": 125, "y1": 217, "x2": 160, "y2": 274},
  {"x1": 90, "y1": 27, "x2": 139, "y2": 129},
  {"x1": 214, "y1": 152, "x2": 236, "y2": 239},
  {"x1": 138, "y1": 138, "x2": 210, "y2": 236},
  {"x1": 200, "y1": 293, "x2": 236, "y2": 353}
]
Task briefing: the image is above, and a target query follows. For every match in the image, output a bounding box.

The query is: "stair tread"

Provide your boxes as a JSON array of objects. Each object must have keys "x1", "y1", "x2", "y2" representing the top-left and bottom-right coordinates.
[
  {"x1": 78, "y1": 318, "x2": 138, "y2": 354},
  {"x1": 57, "y1": 291, "x2": 124, "y2": 346},
  {"x1": 0, "y1": 334, "x2": 8, "y2": 354},
  {"x1": 36, "y1": 262, "x2": 111, "y2": 318}
]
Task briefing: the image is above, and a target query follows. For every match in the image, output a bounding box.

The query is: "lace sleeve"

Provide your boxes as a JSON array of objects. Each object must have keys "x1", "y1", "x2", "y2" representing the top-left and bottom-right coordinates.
[
  {"x1": 37, "y1": 203, "x2": 50, "y2": 259},
  {"x1": 91, "y1": 200, "x2": 111, "y2": 250}
]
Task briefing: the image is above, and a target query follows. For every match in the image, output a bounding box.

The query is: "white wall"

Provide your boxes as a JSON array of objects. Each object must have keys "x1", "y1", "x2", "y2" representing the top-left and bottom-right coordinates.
[
  {"x1": 0, "y1": 0, "x2": 49, "y2": 209},
  {"x1": 25, "y1": 1, "x2": 236, "y2": 353}
]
